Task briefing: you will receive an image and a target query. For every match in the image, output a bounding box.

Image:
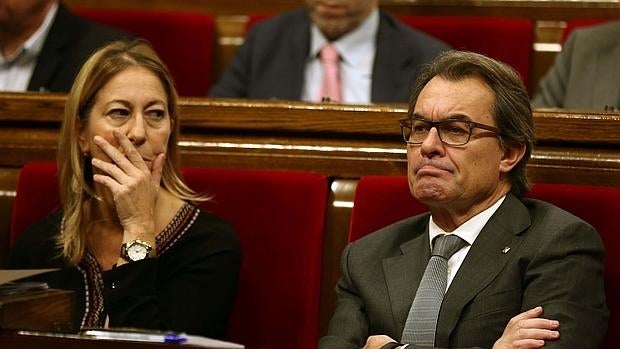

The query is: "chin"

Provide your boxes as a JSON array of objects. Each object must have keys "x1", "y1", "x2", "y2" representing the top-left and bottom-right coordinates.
[{"x1": 412, "y1": 184, "x2": 449, "y2": 204}]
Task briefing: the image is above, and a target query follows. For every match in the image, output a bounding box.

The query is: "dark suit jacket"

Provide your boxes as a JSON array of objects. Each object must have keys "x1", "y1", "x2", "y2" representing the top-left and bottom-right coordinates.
[
  {"x1": 531, "y1": 20, "x2": 620, "y2": 110},
  {"x1": 319, "y1": 194, "x2": 608, "y2": 349},
  {"x1": 208, "y1": 9, "x2": 449, "y2": 103},
  {"x1": 27, "y1": 3, "x2": 132, "y2": 92}
]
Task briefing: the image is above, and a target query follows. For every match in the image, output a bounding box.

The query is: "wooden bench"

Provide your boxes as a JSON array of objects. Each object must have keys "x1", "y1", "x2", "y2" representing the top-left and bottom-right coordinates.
[{"x1": 0, "y1": 92, "x2": 618, "y2": 337}]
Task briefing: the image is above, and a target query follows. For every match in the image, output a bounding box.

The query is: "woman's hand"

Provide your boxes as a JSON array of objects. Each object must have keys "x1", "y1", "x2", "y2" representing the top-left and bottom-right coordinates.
[{"x1": 91, "y1": 129, "x2": 166, "y2": 242}]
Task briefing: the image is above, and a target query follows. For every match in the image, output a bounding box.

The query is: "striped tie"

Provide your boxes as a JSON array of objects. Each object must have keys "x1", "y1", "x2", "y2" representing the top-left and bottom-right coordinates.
[{"x1": 401, "y1": 234, "x2": 468, "y2": 346}]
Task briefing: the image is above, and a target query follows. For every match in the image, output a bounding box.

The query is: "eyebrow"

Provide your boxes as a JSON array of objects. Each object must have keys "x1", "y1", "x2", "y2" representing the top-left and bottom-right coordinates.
[
  {"x1": 411, "y1": 113, "x2": 473, "y2": 122},
  {"x1": 105, "y1": 99, "x2": 167, "y2": 109}
]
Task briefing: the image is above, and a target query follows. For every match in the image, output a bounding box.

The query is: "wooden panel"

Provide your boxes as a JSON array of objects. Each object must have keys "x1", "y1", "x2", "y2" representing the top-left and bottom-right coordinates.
[{"x1": 0, "y1": 93, "x2": 618, "y2": 179}]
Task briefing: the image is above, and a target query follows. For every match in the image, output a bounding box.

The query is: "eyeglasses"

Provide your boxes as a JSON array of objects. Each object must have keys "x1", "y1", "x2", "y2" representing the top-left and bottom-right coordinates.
[{"x1": 399, "y1": 117, "x2": 502, "y2": 146}]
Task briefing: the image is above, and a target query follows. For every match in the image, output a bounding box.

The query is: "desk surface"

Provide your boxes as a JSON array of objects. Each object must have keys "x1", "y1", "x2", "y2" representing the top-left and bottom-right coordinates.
[{"x1": 0, "y1": 331, "x2": 243, "y2": 349}]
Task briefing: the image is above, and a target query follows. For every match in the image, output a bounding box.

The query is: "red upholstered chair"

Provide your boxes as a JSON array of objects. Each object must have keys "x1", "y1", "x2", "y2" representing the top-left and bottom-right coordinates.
[
  {"x1": 10, "y1": 162, "x2": 60, "y2": 247},
  {"x1": 73, "y1": 8, "x2": 215, "y2": 96},
  {"x1": 245, "y1": 13, "x2": 271, "y2": 31},
  {"x1": 399, "y1": 16, "x2": 534, "y2": 88},
  {"x1": 527, "y1": 183, "x2": 620, "y2": 349},
  {"x1": 560, "y1": 19, "x2": 610, "y2": 43},
  {"x1": 348, "y1": 176, "x2": 427, "y2": 242},
  {"x1": 11, "y1": 162, "x2": 328, "y2": 349},
  {"x1": 182, "y1": 167, "x2": 328, "y2": 349},
  {"x1": 349, "y1": 176, "x2": 620, "y2": 348}
]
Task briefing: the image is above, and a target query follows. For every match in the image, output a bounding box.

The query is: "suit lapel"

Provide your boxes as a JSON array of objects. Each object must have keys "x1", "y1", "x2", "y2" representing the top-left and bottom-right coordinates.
[
  {"x1": 28, "y1": 4, "x2": 75, "y2": 92},
  {"x1": 383, "y1": 227, "x2": 430, "y2": 337},
  {"x1": 277, "y1": 11, "x2": 310, "y2": 100},
  {"x1": 435, "y1": 195, "x2": 531, "y2": 347},
  {"x1": 371, "y1": 13, "x2": 413, "y2": 102}
]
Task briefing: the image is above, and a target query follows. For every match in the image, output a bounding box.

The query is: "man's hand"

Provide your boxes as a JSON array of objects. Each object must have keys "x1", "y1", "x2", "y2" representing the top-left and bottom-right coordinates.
[
  {"x1": 493, "y1": 306, "x2": 560, "y2": 349},
  {"x1": 363, "y1": 335, "x2": 401, "y2": 349}
]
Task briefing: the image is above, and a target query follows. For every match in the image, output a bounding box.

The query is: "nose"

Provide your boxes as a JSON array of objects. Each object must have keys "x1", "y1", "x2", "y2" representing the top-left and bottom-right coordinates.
[
  {"x1": 419, "y1": 127, "x2": 445, "y2": 158},
  {"x1": 125, "y1": 113, "x2": 146, "y2": 145}
]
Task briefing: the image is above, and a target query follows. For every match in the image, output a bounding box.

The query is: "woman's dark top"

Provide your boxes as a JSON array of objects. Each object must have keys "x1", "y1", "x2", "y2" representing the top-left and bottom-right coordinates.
[{"x1": 9, "y1": 202, "x2": 242, "y2": 338}]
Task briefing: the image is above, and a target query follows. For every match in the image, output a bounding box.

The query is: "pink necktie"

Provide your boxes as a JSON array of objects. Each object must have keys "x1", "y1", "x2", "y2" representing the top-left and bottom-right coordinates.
[{"x1": 319, "y1": 44, "x2": 342, "y2": 102}]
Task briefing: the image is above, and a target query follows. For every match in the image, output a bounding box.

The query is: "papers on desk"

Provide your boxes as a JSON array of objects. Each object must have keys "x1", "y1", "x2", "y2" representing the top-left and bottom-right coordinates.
[
  {"x1": 0, "y1": 269, "x2": 58, "y2": 285},
  {"x1": 19, "y1": 329, "x2": 245, "y2": 348},
  {"x1": 184, "y1": 334, "x2": 244, "y2": 348},
  {"x1": 0, "y1": 269, "x2": 57, "y2": 295}
]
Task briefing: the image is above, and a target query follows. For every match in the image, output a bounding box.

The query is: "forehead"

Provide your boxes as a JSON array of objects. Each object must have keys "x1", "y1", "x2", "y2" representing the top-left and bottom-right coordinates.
[
  {"x1": 95, "y1": 66, "x2": 167, "y2": 103},
  {"x1": 414, "y1": 75, "x2": 495, "y2": 124},
  {"x1": 305, "y1": 0, "x2": 376, "y2": 9}
]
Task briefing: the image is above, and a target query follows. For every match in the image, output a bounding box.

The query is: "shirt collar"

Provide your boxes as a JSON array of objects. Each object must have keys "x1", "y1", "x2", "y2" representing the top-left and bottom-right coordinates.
[
  {"x1": 0, "y1": 2, "x2": 58, "y2": 65},
  {"x1": 308, "y1": 8, "x2": 379, "y2": 66},
  {"x1": 428, "y1": 195, "x2": 507, "y2": 248}
]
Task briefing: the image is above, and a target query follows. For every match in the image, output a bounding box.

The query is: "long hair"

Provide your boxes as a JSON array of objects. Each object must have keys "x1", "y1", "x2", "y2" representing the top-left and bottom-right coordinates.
[
  {"x1": 408, "y1": 50, "x2": 534, "y2": 197},
  {"x1": 58, "y1": 40, "x2": 203, "y2": 265}
]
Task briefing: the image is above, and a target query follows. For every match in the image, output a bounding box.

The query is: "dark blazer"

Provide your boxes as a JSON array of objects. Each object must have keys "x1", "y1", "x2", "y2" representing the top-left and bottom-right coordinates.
[
  {"x1": 27, "y1": 3, "x2": 133, "y2": 92},
  {"x1": 208, "y1": 9, "x2": 449, "y2": 103},
  {"x1": 531, "y1": 20, "x2": 620, "y2": 110},
  {"x1": 319, "y1": 194, "x2": 608, "y2": 349}
]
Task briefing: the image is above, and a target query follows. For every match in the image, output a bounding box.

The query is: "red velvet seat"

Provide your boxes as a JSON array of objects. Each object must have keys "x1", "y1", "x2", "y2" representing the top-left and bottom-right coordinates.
[
  {"x1": 10, "y1": 162, "x2": 328, "y2": 349},
  {"x1": 527, "y1": 183, "x2": 620, "y2": 349},
  {"x1": 10, "y1": 162, "x2": 60, "y2": 246},
  {"x1": 73, "y1": 8, "x2": 215, "y2": 97},
  {"x1": 399, "y1": 16, "x2": 534, "y2": 88},
  {"x1": 348, "y1": 176, "x2": 428, "y2": 243},
  {"x1": 182, "y1": 167, "x2": 327, "y2": 349},
  {"x1": 349, "y1": 175, "x2": 620, "y2": 348}
]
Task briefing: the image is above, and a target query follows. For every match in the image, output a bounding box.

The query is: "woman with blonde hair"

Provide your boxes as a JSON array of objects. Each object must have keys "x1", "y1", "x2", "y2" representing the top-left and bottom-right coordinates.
[{"x1": 10, "y1": 40, "x2": 241, "y2": 338}]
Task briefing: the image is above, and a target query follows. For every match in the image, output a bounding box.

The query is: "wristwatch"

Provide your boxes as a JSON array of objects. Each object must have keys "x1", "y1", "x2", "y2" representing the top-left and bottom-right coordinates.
[{"x1": 120, "y1": 238, "x2": 153, "y2": 262}]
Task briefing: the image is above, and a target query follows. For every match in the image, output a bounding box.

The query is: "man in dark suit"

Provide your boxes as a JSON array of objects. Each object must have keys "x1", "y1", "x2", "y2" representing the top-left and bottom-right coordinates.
[
  {"x1": 0, "y1": 0, "x2": 131, "y2": 92},
  {"x1": 532, "y1": 20, "x2": 620, "y2": 111},
  {"x1": 319, "y1": 51, "x2": 608, "y2": 348},
  {"x1": 208, "y1": 0, "x2": 449, "y2": 103}
]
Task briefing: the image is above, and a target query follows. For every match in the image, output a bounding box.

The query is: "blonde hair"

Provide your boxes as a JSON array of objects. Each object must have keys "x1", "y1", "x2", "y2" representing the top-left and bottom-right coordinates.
[{"x1": 58, "y1": 40, "x2": 203, "y2": 265}]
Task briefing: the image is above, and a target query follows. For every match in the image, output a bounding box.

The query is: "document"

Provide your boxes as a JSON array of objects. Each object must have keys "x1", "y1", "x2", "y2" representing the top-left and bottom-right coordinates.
[
  {"x1": 83, "y1": 329, "x2": 244, "y2": 348},
  {"x1": 0, "y1": 269, "x2": 57, "y2": 285},
  {"x1": 19, "y1": 328, "x2": 245, "y2": 348},
  {"x1": 0, "y1": 269, "x2": 57, "y2": 295}
]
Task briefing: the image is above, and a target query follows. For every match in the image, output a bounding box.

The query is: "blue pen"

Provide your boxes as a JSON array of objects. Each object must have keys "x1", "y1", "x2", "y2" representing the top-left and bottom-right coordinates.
[{"x1": 164, "y1": 333, "x2": 187, "y2": 344}]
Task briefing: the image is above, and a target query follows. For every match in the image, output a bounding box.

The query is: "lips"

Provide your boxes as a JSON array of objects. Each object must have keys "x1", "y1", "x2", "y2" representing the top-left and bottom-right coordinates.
[
  {"x1": 315, "y1": 1, "x2": 346, "y2": 15},
  {"x1": 414, "y1": 161, "x2": 455, "y2": 175}
]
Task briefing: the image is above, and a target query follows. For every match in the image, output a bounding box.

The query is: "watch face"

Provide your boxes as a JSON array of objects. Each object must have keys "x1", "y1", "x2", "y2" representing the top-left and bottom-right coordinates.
[{"x1": 127, "y1": 242, "x2": 149, "y2": 261}]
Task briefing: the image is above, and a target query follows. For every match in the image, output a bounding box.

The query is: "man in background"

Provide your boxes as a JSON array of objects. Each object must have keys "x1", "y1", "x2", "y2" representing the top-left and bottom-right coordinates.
[
  {"x1": 0, "y1": 0, "x2": 131, "y2": 92},
  {"x1": 531, "y1": 20, "x2": 620, "y2": 111},
  {"x1": 209, "y1": 0, "x2": 449, "y2": 104}
]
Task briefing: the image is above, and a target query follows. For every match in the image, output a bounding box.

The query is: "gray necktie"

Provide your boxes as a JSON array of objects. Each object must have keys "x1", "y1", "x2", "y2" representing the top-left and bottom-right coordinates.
[{"x1": 401, "y1": 234, "x2": 468, "y2": 346}]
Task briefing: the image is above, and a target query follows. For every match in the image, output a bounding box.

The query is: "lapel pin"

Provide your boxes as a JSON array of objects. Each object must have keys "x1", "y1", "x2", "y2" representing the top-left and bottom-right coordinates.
[{"x1": 501, "y1": 247, "x2": 511, "y2": 254}]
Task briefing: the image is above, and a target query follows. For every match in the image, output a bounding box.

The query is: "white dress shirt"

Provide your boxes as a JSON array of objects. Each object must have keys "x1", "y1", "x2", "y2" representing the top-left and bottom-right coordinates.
[
  {"x1": 0, "y1": 2, "x2": 58, "y2": 92},
  {"x1": 301, "y1": 9, "x2": 379, "y2": 104},
  {"x1": 428, "y1": 195, "x2": 506, "y2": 290}
]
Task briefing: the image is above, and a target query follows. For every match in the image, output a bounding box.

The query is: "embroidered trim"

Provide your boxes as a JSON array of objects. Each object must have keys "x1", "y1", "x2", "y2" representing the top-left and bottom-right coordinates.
[
  {"x1": 156, "y1": 202, "x2": 199, "y2": 254},
  {"x1": 77, "y1": 252, "x2": 105, "y2": 328},
  {"x1": 65, "y1": 202, "x2": 199, "y2": 329}
]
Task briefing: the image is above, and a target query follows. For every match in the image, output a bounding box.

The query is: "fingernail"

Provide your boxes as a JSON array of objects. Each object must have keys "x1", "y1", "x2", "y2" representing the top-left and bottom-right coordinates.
[
  {"x1": 93, "y1": 135, "x2": 103, "y2": 144},
  {"x1": 551, "y1": 320, "x2": 560, "y2": 327}
]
